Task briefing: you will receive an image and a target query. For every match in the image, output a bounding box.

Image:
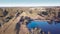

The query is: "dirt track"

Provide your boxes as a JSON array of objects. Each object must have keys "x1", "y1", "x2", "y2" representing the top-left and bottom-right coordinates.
[{"x1": 1, "y1": 14, "x2": 21, "y2": 34}]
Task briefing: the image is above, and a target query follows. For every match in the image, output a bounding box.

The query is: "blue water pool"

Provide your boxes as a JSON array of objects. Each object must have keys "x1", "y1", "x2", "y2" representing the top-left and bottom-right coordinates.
[{"x1": 27, "y1": 21, "x2": 60, "y2": 34}]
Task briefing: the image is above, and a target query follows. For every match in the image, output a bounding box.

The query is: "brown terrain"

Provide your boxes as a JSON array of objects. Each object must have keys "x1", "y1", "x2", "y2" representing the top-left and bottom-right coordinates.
[{"x1": 0, "y1": 7, "x2": 60, "y2": 34}]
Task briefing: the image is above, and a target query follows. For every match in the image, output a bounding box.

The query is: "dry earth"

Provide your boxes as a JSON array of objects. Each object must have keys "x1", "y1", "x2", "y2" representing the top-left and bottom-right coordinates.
[{"x1": 0, "y1": 7, "x2": 60, "y2": 34}]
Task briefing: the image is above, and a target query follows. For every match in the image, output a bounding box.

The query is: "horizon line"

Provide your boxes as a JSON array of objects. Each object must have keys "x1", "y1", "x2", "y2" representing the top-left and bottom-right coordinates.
[{"x1": 0, "y1": 4, "x2": 60, "y2": 7}]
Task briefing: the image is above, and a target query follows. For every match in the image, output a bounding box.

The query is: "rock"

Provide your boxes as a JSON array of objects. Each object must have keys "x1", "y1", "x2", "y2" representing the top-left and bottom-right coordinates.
[{"x1": 30, "y1": 27, "x2": 41, "y2": 34}]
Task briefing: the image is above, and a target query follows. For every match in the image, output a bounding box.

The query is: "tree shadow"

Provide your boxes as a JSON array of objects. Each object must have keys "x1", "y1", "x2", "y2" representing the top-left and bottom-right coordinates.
[
  {"x1": 14, "y1": 16, "x2": 24, "y2": 34},
  {"x1": 15, "y1": 22, "x2": 20, "y2": 34}
]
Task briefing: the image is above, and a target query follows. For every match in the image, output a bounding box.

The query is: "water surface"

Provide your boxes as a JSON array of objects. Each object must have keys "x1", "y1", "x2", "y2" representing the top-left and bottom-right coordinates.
[{"x1": 27, "y1": 21, "x2": 60, "y2": 34}]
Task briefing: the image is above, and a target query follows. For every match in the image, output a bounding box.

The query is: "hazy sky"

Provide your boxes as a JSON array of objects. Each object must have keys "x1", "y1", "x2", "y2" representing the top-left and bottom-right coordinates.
[{"x1": 0, "y1": 0, "x2": 60, "y2": 7}]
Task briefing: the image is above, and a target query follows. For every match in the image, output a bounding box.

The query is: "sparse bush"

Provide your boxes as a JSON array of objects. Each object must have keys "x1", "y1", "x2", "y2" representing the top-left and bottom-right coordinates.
[
  {"x1": 3, "y1": 10, "x2": 8, "y2": 17},
  {"x1": 41, "y1": 11, "x2": 48, "y2": 15}
]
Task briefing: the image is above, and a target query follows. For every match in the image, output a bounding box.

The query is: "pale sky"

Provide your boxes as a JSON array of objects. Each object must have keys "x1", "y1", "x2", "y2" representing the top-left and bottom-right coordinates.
[{"x1": 0, "y1": 0, "x2": 60, "y2": 7}]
